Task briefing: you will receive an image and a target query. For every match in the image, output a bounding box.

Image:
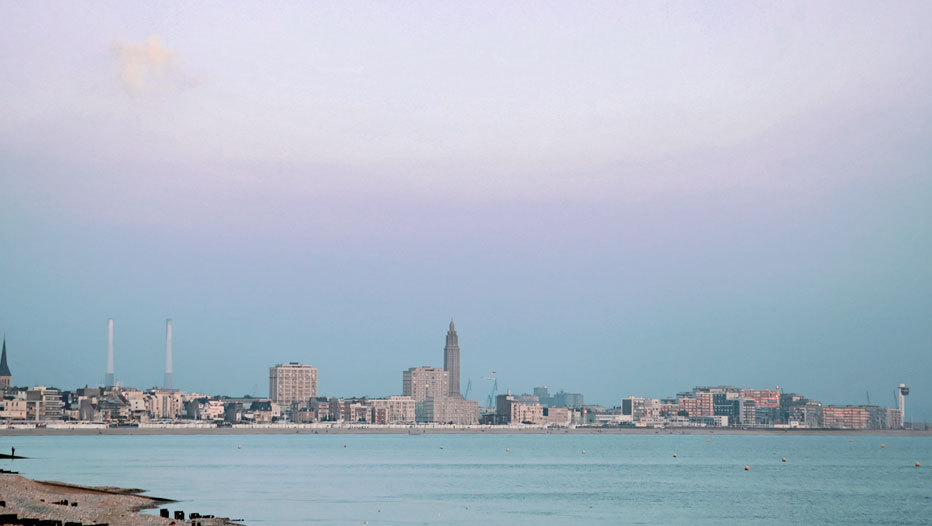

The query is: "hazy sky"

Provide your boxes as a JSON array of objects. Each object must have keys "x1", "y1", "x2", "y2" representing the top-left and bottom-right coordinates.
[{"x1": 1, "y1": 2, "x2": 930, "y2": 418}]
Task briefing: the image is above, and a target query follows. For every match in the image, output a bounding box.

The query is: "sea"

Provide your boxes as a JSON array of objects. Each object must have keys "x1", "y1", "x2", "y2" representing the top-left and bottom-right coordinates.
[{"x1": 2, "y1": 433, "x2": 930, "y2": 525}]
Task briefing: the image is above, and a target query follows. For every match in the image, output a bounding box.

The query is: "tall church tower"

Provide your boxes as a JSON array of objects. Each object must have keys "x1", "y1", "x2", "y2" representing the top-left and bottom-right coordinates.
[
  {"x1": 443, "y1": 320, "x2": 460, "y2": 396},
  {"x1": 0, "y1": 336, "x2": 12, "y2": 389}
]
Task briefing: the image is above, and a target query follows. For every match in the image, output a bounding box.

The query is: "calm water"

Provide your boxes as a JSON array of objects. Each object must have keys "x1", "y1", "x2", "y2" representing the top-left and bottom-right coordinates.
[{"x1": 2, "y1": 433, "x2": 930, "y2": 525}]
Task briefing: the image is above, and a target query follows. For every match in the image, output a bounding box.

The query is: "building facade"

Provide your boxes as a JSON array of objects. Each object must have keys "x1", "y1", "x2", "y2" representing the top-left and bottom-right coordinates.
[
  {"x1": 403, "y1": 366, "x2": 449, "y2": 402},
  {"x1": 269, "y1": 363, "x2": 318, "y2": 405},
  {"x1": 25, "y1": 386, "x2": 63, "y2": 421},
  {"x1": 418, "y1": 395, "x2": 479, "y2": 425},
  {"x1": 822, "y1": 406, "x2": 869, "y2": 429},
  {"x1": 740, "y1": 388, "x2": 781, "y2": 409},
  {"x1": 369, "y1": 396, "x2": 416, "y2": 424}
]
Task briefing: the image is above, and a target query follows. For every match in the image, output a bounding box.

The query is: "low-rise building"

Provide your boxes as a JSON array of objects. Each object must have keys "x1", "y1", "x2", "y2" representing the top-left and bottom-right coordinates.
[
  {"x1": 369, "y1": 396, "x2": 416, "y2": 424},
  {"x1": 621, "y1": 397, "x2": 661, "y2": 421},
  {"x1": 542, "y1": 406, "x2": 572, "y2": 426},
  {"x1": 0, "y1": 398, "x2": 27, "y2": 420},
  {"x1": 188, "y1": 399, "x2": 225, "y2": 420},
  {"x1": 418, "y1": 395, "x2": 479, "y2": 425}
]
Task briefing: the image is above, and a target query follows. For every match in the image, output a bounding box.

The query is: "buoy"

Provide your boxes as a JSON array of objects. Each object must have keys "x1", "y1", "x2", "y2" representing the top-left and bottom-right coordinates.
[
  {"x1": 237, "y1": 445, "x2": 242, "y2": 449},
  {"x1": 745, "y1": 465, "x2": 750, "y2": 471},
  {"x1": 781, "y1": 457, "x2": 786, "y2": 462},
  {"x1": 344, "y1": 444, "x2": 347, "y2": 448},
  {"x1": 706, "y1": 439, "x2": 711, "y2": 443},
  {"x1": 505, "y1": 448, "x2": 510, "y2": 452},
  {"x1": 673, "y1": 453, "x2": 677, "y2": 458},
  {"x1": 850, "y1": 439, "x2": 854, "y2": 443},
  {"x1": 581, "y1": 450, "x2": 586, "y2": 454},
  {"x1": 916, "y1": 462, "x2": 920, "y2": 467},
  {"x1": 439, "y1": 445, "x2": 444, "y2": 449},
  {"x1": 881, "y1": 444, "x2": 885, "y2": 448}
]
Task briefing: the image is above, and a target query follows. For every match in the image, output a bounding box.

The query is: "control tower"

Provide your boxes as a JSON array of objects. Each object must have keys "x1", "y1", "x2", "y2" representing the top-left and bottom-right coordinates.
[{"x1": 897, "y1": 383, "x2": 909, "y2": 426}]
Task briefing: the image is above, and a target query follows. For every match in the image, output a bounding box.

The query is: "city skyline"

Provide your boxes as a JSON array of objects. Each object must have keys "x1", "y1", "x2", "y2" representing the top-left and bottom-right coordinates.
[
  {"x1": 2, "y1": 2, "x2": 931, "y2": 421},
  {"x1": 0, "y1": 320, "x2": 918, "y2": 424}
]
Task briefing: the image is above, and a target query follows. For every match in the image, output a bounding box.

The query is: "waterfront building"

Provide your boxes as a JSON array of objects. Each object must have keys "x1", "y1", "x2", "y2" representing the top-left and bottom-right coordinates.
[
  {"x1": 188, "y1": 399, "x2": 225, "y2": 420},
  {"x1": 241, "y1": 400, "x2": 280, "y2": 422},
  {"x1": 314, "y1": 397, "x2": 332, "y2": 421},
  {"x1": 328, "y1": 398, "x2": 345, "y2": 421},
  {"x1": 690, "y1": 415, "x2": 729, "y2": 427},
  {"x1": 886, "y1": 407, "x2": 903, "y2": 429},
  {"x1": 659, "y1": 401, "x2": 680, "y2": 417},
  {"x1": 146, "y1": 389, "x2": 185, "y2": 420},
  {"x1": 342, "y1": 399, "x2": 371, "y2": 423},
  {"x1": 219, "y1": 397, "x2": 276, "y2": 423},
  {"x1": 25, "y1": 386, "x2": 63, "y2": 421},
  {"x1": 713, "y1": 393, "x2": 739, "y2": 425},
  {"x1": 0, "y1": 336, "x2": 11, "y2": 389},
  {"x1": 0, "y1": 398, "x2": 27, "y2": 420},
  {"x1": 443, "y1": 321, "x2": 460, "y2": 396},
  {"x1": 621, "y1": 397, "x2": 661, "y2": 421},
  {"x1": 591, "y1": 412, "x2": 632, "y2": 425},
  {"x1": 122, "y1": 390, "x2": 149, "y2": 422},
  {"x1": 550, "y1": 390, "x2": 584, "y2": 408},
  {"x1": 495, "y1": 394, "x2": 545, "y2": 424},
  {"x1": 369, "y1": 395, "x2": 416, "y2": 424},
  {"x1": 306, "y1": 397, "x2": 332, "y2": 421},
  {"x1": 403, "y1": 366, "x2": 449, "y2": 402},
  {"x1": 417, "y1": 396, "x2": 479, "y2": 425},
  {"x1": 527, "y1": 388, "x2": 584, "y2": 408},
  {"x1": 697, "y1": 392, "x2": 714, "y2": 416},
  {"x1": 542, "y1": 406, "x2": 572, "y2": 426},
  {"x1": 269, "y1": 363, "x2": 318, "y2": 405},
  {"x1": 741, "y1": 388, "x2": 781, "y2": 409},
  {"x1": 679, "y1": 396, "x2": 702, "y2": 417},
  {"x1": 863, "y1": 405, "x2": 903, "y2": 430},
  {"x1": 788, "y1": 402, "x2": 823, "y2": 428},
  {"x1": 822, "y1": 406, "x2": 869, "y2": 429},
  {"x1": 738, "y1": 398, "x2": 757, "y2": 426},
  {"x1": 755, "y1": 406, "x2": 781, "y2": 426}
]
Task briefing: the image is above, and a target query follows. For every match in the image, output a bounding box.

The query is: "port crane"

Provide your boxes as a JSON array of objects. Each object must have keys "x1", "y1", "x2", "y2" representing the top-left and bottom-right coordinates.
[{"x1": 486, "y1": 371, "x2": 498, "y2": 409}]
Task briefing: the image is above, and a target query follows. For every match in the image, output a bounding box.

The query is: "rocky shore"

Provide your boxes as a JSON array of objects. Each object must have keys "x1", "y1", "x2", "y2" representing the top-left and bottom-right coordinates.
[{"x1": 0, "y1": 474, "x2": 239, "y2": 526}]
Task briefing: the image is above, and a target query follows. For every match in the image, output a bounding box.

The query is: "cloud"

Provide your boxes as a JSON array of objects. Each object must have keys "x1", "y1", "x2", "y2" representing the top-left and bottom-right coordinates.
[{"x1": 110, "y1": 36, "x2": 190, "y2": 95}]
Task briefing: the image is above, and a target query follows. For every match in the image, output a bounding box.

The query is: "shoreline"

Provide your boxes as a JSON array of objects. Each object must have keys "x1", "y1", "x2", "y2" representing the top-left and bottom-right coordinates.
[
  {"x1": 0, "y1": 473, "x2": 238, "y2": 526},
  {"x1": 1, "y1": 426, "x2": 930, "y2": 436}
]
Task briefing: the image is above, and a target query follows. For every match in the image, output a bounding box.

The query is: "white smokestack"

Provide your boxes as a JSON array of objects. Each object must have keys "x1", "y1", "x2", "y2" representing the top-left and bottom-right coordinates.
[
  {"x1": 164, "y1": 318, "x2": 173, "y2": 389},
  {"x1": 105, "y1": 318, "x2": 115, "y2": 386}
]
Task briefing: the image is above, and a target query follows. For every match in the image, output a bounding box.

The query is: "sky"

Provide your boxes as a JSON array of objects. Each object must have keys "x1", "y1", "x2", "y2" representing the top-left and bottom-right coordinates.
[{"x1": 1, "y1": 2, "x2": 930, "y2": 419}]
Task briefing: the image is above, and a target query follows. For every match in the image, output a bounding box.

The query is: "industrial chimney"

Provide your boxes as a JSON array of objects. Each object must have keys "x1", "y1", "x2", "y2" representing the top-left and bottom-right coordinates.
[
  {"x1": 105, "y1": 318, "x2": 115, "y2": 386},
  {"x1": 164, "y1": 318, "x2": 173, "y2": 389}
]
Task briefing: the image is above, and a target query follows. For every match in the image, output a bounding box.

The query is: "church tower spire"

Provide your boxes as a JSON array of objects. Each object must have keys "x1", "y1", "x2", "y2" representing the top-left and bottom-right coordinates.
[
  {"x1": 0, "y1": 335, "x2": 12, "y2": 389},
  {"x1": 443, "y1": 320, "x2": 460, "y2": 396}
]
